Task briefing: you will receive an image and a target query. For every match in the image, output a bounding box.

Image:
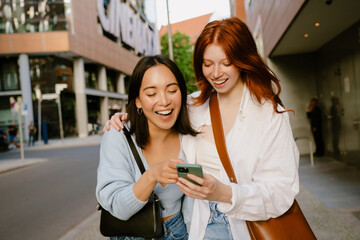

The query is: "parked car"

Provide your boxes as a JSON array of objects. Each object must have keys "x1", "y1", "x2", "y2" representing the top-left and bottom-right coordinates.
[{"x1": 0, "y1": 128, "x2": 9, "y2": 152}]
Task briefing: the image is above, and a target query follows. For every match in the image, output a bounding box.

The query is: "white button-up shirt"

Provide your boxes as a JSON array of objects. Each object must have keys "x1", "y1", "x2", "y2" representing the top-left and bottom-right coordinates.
[{"x1": 182, "y1": 86, "x2": 299, "y2": 240}]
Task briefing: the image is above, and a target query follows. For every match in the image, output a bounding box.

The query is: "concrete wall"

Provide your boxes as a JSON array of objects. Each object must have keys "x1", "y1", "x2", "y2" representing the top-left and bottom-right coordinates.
[
  {"x1": 245, "y1": 0, "x2": 305, "y2": 57},
  {"x1": 68, "y1": 0, "x2": 139, "y2": 75},
  {"x1": 267, "y1": 21, "x2": 360, "y2": 155},
  {"x1": 315, "y1": 22, "x2": 360, "y2": 153},
  {"x1": 268, "y1": 54, "x2": 318, "y2": 154},
  {"x1": 234, "y1": 0, "x2": 247, "y2": 22},
  {"x1": 0, "y1": 32, "x2": 70, "y2": 53},
  {"x1": 0, "y1": 0, "x2": 140, "y2": 75},
  {"x1": 244, "y1": 0, "x2": 360, "y2": 158}
]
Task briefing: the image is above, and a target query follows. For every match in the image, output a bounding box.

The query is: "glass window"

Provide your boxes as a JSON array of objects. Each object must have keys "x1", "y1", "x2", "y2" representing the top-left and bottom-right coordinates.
[
  {"x1": 0, "y1": 58, "x2": 20, "y2": 91},
  {"x1": 106, "y1": 69, "x2": 117, "y2": 92},
  {"x1": 85, "y1": 64, "x2": 98, "y2": 89},
  {"x1": 0, "y1": 0, "x2": 71, "y2": 33},
  {"x1": 87, "y1": 95, "x2": 100, "y2": 124},
  {"x1": 29, "y1": 56, "x2": 72, "y2": 93}
]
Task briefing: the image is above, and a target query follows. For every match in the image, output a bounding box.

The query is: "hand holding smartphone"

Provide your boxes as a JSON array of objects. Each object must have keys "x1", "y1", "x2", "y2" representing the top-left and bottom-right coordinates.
[{"x1": 176, "y1": 163, "x2": 203, "y2": 186}]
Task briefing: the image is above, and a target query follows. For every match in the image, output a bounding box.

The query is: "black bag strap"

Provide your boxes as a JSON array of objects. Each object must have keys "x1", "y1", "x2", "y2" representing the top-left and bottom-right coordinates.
[
  {"x1": 122, "y1": 123, "x2": 146, "y2": 174},
  {"x1": 121, "y1": 123, "x2": 164, "y2": 209}
]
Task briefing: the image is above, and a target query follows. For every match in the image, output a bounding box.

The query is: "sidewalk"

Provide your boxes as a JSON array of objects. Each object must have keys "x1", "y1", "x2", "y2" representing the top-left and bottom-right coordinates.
[
  {"x1": 0, "y1": 134, "x2": 102, "y2": 174},
  {"x1": 27, "y1": 134, "x2": 103, "y2": 151},
  {"x1": 297, "y1": 156, "x2": 360, "y2": 239},
  {"x1": 59, "y1": 155, "x2": 360, "y2": 240},
  {"x1": 1, "y1": 138, "x2": 359, "y2": 240}
]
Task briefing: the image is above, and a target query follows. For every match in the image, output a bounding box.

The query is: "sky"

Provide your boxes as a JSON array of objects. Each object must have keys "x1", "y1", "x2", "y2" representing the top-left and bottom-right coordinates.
[{"x1": 146, "y1": 0, "x2": 231, "y2": 29}]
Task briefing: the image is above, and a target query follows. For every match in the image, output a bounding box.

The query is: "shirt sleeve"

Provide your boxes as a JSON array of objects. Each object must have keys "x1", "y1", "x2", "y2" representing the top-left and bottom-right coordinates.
[
  {"x1": 217, "y1": 110, "x2": 299, "y2": 221},
  {"x1": 96, "y1": 127, "x2": 147, "y2": 220}
]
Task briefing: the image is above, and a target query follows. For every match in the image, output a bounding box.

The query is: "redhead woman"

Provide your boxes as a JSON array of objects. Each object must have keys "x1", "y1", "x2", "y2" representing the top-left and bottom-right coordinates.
[
  {"x1": 96, "y1": 55, "x2": 197, "y2": 240},
  {"x1": 104, "y1": 18, "x2": 299, "y2": 240}
]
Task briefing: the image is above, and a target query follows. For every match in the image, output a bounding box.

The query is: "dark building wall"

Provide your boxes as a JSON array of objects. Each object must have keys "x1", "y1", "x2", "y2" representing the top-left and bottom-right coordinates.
[{"x1": 245, "y1": 0, "x2": 306, "y2": 57}]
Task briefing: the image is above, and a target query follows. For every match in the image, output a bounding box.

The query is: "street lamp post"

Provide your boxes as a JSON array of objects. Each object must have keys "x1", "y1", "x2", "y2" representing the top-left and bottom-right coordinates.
[
  {"x1": 16, "y1": 97, "x2": 25, "y2": 161},
  {"x1": 35, "y1": 87, "x2": 42, "y2": 142},
  {"x1": 166, "y1": 0, "x2": 174, "y2": 60},
  {"x1": 55, "y1": 84, "x2": 67, "y2": 140},
  {"x1": 56, "y1": 95, "x2": 64, "y2": 140}
]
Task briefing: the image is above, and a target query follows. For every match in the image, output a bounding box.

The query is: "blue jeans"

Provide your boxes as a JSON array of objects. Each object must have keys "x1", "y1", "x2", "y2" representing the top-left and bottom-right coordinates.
[
  {"x1": 28, "y1": 134, "x2": 35, "y2": 146},
  {"x1": 110, "y1": 211, "x2": 188, "y2": 240},
  {"x1": 203, "y1": 202, "x2": 233, "y2": 240}
]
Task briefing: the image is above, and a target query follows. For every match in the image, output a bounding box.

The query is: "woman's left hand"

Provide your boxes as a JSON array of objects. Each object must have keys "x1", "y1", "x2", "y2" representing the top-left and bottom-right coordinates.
[{"x1": 177, "y1": 174, "x2": 232, "y2": 203}]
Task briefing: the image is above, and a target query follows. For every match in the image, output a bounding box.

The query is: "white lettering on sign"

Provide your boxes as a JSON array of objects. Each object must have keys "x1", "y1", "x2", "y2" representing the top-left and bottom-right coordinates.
[{"x1": 97, "y1": 0, "x2": 158, "y2": 55}]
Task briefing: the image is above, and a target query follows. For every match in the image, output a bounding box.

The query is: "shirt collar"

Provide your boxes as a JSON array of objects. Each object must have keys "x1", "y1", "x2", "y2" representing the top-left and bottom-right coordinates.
[{"x1": 239, "y1": 85, "x2": 249, "y2": 121}]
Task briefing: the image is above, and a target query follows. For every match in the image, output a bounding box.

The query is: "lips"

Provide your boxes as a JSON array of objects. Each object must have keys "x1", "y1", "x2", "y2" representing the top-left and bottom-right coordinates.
[
  {"x1": 213, "y1": 78, "x2": 228, "y2": 86},
  {"x1": 156, "y1": 109, "x2": 173, "y2": 116}
]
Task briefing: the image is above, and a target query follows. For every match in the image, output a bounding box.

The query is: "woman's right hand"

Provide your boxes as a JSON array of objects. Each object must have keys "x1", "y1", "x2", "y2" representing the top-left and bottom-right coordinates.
[
  {"x1": 134, "y1": 158, "x2": 184, "y2": 202},
  {"x1": 147, "y1": 159, "x2": 184, "y2": 186},
  {"x1": 102, "y1": 112, "x2": 128, "y2": 132}
]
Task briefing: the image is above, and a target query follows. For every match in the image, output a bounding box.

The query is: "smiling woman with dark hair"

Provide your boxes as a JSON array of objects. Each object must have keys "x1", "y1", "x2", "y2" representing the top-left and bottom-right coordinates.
[
  {"x1": 126, "y1": 55, "x2": 197, "y2": 148},
  {"x1": 96, "y1": 55, "x2": 196, "y2": 240}
]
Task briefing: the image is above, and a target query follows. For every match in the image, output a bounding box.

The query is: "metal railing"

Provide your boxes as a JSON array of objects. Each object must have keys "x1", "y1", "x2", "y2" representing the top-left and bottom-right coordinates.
[{"x1": 295, "y1": 136, "x2": 315, "y2": 166}]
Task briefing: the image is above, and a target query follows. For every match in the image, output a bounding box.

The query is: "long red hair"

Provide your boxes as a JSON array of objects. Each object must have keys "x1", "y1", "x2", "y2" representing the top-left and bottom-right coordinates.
[{"x1": 193, "y1": 17, "x2": 286, "y2": 113}]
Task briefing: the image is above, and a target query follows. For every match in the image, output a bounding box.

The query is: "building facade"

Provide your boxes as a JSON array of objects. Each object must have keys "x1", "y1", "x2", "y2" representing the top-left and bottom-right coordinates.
[
  {"x1": 237, "y1": 0, "x2": 360, "y2": 162},
  {"x1": 159, "y1": 13, "x2": 213, "y2": 45},
  {"x1": 0, "y1": 0, "x2": 158, "y2": 140}
]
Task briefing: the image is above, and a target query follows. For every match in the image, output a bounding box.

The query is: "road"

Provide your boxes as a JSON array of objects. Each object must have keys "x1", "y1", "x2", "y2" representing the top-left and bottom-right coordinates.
[{"x1": 0, "y1": 145, "x2": 100, "y2": 240}]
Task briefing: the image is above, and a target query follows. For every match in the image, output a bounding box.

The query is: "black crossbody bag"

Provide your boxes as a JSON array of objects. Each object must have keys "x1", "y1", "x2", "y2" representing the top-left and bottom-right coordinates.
[{"x1": 97, "y1": 125, "x2": 164, "y2": 238}]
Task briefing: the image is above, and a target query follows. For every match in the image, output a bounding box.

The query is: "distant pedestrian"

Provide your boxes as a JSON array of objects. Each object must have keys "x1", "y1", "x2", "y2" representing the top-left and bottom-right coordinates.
[
  {"x1": 307, "y1": 98, "x2": 325, "y2": 157},
  {"x1": 28, "y1": 121, "x2": 36, "y2": 146},
  {"x1": 330, "y1": 96, "x2": 342, "y2": 156},
  {"x1": 7, "y1": 121, "x2": 19, "y2": 148}
]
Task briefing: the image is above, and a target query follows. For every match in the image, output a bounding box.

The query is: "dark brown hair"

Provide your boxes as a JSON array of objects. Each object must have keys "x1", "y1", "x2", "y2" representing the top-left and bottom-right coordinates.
[
  {"x1": 193, "y1": 17, "x2": 286, "y2": 113},
  {"x1": 127, "y1": 55, "x2": 197, "y2": 148}
]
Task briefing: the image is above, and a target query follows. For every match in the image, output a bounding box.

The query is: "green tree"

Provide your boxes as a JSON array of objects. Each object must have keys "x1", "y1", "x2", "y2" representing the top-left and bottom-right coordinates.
[{"x1": 161, "y1": 32, "x2": 198, "y2": 93}]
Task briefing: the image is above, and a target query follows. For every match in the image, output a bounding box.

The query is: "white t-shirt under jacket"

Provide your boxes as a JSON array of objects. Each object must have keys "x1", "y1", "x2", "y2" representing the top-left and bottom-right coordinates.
[{"x1": 182, "y1": 86, "x2": 300, "y2": 240}]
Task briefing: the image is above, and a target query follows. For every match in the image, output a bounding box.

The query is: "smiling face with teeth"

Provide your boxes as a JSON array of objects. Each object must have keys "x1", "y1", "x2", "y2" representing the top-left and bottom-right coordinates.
[
  {"x1": 135, "y1": 64, "x2": 182, "y2": 133},
  {"x1": 202, "y1": 43, "x2": 243, "y2": 96}
]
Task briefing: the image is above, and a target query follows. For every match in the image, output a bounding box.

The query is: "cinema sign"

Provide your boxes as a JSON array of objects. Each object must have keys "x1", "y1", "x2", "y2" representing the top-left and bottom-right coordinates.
[{"x1": 97, "y1": 0, "x2": 158, "y2": 55}]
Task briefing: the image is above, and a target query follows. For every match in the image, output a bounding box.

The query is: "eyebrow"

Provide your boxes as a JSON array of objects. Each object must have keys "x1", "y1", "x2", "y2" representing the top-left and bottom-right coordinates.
[{"x1": 143, "y1": 82, "x2": 179, "y2": 91}]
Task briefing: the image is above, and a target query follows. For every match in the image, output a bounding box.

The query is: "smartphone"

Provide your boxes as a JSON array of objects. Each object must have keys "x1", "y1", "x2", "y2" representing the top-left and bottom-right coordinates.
[{"x1": 176, "y1": 163, "x2": 203, "y2": 186}]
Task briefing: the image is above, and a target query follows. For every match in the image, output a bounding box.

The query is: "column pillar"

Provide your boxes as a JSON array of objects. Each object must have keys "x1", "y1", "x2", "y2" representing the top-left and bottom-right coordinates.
[
  {"x1": 117, "y1": 73, "x2": 127, "y2": 112},
  {"x1": 73, "y1": 58, "x2": 88, "y2": 138},
  {"x1": 117, "y1": 73, "x2": 125, "y2": 94},
  {"x1": 19, "y1": 54, "x2": 34, "y2": 142},
  {"x1": 98, "y1": 66, "x2": 109, "y2": 125}
]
